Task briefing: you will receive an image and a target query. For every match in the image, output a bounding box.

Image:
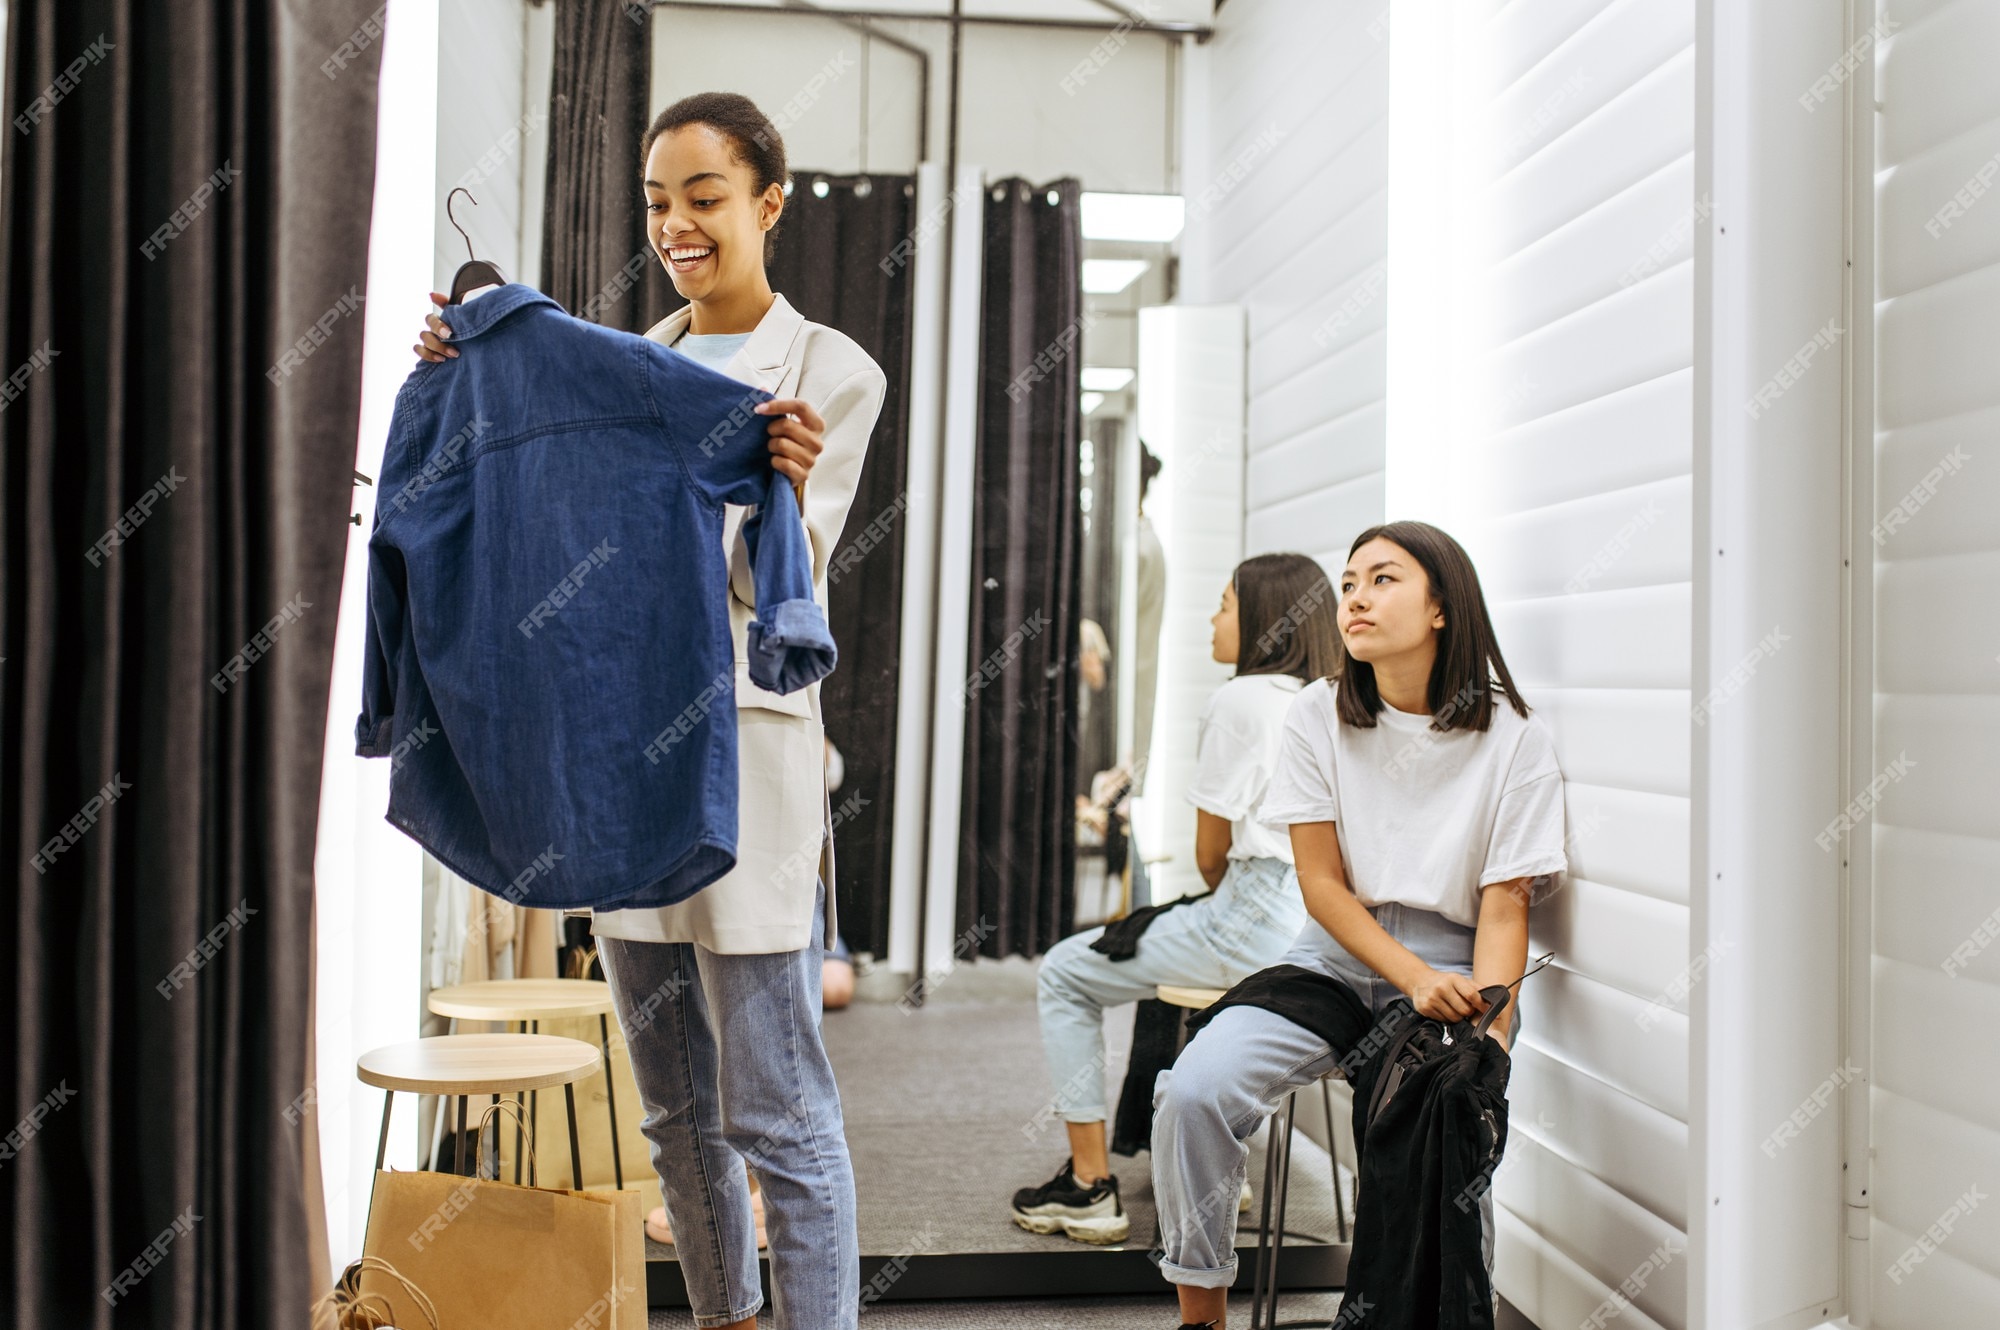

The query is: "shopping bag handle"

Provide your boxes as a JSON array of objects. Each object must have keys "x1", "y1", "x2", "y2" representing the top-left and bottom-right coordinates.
[
  {"x1": 312, "y1": 1256, "x2": 440, "y2": 1330},
  {"x1": 474, "y1": 1099, "x2": 538, "y2": 1179}
]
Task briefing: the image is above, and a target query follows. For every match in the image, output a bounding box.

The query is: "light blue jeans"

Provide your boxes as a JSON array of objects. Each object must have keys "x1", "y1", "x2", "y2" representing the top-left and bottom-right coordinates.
[
  {"x1": 597, "y1": 879, "x2": 858, "y2": 1329},
  {"x1": 1038, "y1": 856, "x2": 1309, "y2": 1123},
  {"x1": 1151, "y1": 901, "x2": 1494, "y2": 1288}
]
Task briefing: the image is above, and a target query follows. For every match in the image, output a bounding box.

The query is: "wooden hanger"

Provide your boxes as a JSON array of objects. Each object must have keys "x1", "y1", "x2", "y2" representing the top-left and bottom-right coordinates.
[{"x1": 445, "y1": 187, "x2": 506, "y2": 303}]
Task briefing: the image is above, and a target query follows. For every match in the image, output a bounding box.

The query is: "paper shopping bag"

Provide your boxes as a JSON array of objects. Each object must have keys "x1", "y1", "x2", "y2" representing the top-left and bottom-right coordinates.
[{"x1": 360, "y1": 1106, "x2": 645, "y2": 1329}]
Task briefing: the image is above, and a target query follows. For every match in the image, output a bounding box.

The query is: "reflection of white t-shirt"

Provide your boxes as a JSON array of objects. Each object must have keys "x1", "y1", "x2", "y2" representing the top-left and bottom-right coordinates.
[
  {"x1": 1186, "y1": 673, "x2": 1307, "y2": 863},
  {"x1": 1257, "y1": 677, "x2": 1567, "y2": 927}
]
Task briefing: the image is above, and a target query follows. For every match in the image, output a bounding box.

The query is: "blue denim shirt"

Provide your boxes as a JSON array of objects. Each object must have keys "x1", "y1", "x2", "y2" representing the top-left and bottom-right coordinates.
[{"x1": 355, "y1": 283, "x2": 836, "y2": 910}]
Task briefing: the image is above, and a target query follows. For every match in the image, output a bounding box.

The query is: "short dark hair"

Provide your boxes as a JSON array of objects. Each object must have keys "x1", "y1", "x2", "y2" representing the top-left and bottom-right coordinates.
[
  {"x1": 641, "y1": 92, "x2": 788, "y2": 266},
  {"x1": 1233, "y1": 553, "x2": 1343, "y2": 684},
  {"x1": 1138, "y1": 441, "x2": 1162, "y2": 503},
  {"x1": 1333, "y1": 521, "x2": 1529, "y2": 732}
]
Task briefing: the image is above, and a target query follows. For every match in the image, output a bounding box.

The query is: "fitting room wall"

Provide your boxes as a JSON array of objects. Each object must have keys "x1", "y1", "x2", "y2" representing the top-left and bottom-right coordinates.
[
  {"x1": 1868, "y1": 1, "x2": 2000, "y2": 1322},
  {"x1": 1187, "y1": 0, "x2": 1701, "y2": 1326}
]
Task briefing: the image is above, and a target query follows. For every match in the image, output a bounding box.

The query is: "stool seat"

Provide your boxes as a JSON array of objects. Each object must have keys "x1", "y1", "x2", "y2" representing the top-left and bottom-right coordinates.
[
  {"x1": 357, "y1": 1033, "x2": 599, "y2": 1097},
  {"x1": 1156, "y1": 984, "x2": 1228, "y2": 1010},
  {"x1": 427, "y1": 977, "x2": 615, "y2": 1022}
]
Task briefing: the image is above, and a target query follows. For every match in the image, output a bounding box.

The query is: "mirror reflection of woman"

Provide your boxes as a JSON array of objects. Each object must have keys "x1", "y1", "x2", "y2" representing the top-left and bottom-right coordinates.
[
  {"x1": 414, "y1": 92, "x2": 887, "y2": 1330},
  {"x1": 1010, "y1": 553, "x2": 1343, "y2": 1244},
  {"x1": 1153, "y1": 523, "x2": 1568, "y2": 1330}
]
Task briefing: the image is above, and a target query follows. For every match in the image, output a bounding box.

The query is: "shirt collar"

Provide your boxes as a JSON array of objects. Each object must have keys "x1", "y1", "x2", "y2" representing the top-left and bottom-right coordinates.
[{"x1": 440, "y1": 282, "x2": 563, "y2": 341}]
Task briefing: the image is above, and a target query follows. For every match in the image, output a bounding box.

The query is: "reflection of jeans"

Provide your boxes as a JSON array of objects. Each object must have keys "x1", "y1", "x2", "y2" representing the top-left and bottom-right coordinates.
[
  {"x1": 1152, "y1": 902, "x2": 1493, "y2": 1288},
  {"x1": 1038, "y1": 856, "x2": 1307, "y2": 1123},
  {"x1": 598, "y1": 880, "x2": 858, "y2": 1329}
]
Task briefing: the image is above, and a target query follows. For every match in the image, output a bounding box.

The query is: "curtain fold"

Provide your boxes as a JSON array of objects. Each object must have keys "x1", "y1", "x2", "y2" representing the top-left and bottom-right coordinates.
[
  {"x1": 958, "y1": 176, "x2": 1085, "y2": 960},
  {"x1": 541, "y1": 0, "x2": 651, "y2": 328},
  {"x1": 1, "y1": 2, "x2": 381, "y2": 1325},
  {"x1": 756, "y1": 172, "x2": 915, "y2": 959}
]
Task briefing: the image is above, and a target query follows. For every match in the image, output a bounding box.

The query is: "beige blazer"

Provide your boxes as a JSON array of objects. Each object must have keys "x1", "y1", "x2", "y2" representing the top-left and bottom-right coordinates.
[{"x1": 588, "y1": 293, "x2": 888, "y2": 954}]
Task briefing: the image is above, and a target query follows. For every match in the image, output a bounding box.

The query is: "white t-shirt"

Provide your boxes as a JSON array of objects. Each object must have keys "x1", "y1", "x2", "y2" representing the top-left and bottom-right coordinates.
[
  {"x1": 1185, "y1": 673, "x2": 1308, "y2": 863},
  {"x1": 1257, "y1": 677, "x2": 1567, "y2": 927}
]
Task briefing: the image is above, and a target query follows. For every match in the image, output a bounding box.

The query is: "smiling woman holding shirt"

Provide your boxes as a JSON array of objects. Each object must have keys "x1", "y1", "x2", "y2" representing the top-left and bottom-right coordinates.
[{"x1": 413, "y1": 91, "x2": 888, "y2": 1330}]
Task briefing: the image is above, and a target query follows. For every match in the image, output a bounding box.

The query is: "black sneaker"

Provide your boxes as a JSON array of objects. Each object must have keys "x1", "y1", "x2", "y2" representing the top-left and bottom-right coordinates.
[{"x1": 1010, "y1": 1158, "x2": 1131, "y2": 1244}]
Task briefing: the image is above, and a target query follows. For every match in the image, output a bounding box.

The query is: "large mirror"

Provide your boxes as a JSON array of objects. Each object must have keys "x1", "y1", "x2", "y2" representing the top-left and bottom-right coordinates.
[{"x1": 380, "y1": 0, "x2": 1376, "y2": 1319}]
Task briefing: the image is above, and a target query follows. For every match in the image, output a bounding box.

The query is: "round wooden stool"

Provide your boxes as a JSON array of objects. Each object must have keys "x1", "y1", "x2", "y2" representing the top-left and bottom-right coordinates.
[
  {"x1": 357, "y1": 1033, "x2": 599, "y2": 1187},
  {"x1": 1156, "y1": 984, "x2": 1228, "y2": 1011},
  {"x1": 426, "y1": 979, "x2": 625, "y2": 1187}
]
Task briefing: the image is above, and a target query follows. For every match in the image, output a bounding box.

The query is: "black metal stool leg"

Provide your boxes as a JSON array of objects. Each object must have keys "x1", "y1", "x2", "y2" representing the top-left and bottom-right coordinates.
[
  {"x1": 1268, "y1": 1092, "x2": 1299, "y2": 1329},
  {"x1": 456, "y1": 1095, "x2": 468, "y2": 1175},
  {"x1": 374, "y1": 1090, "x2": 394, "y2": 1172},
  {"x1": 530, "y1": 1018, "x2": 540, "y2": 1184},
  {"x1": 1322, "y1": 1077, "x2": 1349, "y2": 1243},
  {"x1": 600, "y1": 1013, "x2": 623, "y2": 1188},
  {"x1": 564, "y1": 1082, "x2": 585, "y2": 1191},
  {"x1": 1252, "y1": 1105, "x2": 1284, "y2": 1329},
  {"x1": 488, "y1": 1094, "x2": 500, "y2": 1179}
]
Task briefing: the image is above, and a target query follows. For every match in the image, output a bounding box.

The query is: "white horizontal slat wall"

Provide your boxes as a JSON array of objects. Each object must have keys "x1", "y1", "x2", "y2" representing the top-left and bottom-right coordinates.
[
  {"x1": 1424, "y1": 2, "x2": 1700, "y2": 1327},
  {"x1": 1187, "y1": 0, "x2": 1390, "y2": 566},
  {"x1": 1871, "y1": 1, "x2": 2000, "y2": 1323}
]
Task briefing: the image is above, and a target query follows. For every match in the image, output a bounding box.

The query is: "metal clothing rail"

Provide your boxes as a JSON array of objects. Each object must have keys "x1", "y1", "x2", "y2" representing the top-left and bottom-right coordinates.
[{"x1": 637, "y1": 0, "x2": 1215, "y2": 41}]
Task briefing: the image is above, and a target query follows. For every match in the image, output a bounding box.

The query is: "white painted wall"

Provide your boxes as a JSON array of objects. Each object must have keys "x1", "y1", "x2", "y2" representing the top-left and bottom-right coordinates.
[{"x1": 1869, "y1": 1, "x2": 2000, "y2": 1323}]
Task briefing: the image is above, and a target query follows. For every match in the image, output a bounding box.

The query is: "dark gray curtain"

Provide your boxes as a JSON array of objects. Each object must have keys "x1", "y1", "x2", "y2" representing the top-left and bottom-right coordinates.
[
  {"x1": 1, "y1": 2, "x2": 382, "y2": 1327},
  {"x1": 754, "y1": 172, "x2": 914, "y2": 958},
  {"x1": 959, "y1": 177, "x2": 1084, "y2": 960},
  {"x1": 541, "y1": 0, "x2": 651, "y2": 327}
]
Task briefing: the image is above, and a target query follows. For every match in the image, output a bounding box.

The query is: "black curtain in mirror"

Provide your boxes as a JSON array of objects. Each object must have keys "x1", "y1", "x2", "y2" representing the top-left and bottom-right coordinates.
[
  {"x1": 760, "y1": 173, "x2": 916, "y2": 959},
  {"x1": 958, "y1": 177, "x2": 1084, "y2": 961},
  {"x1": 542, "y1": 0, "x2": 652, "y2": 329},
  {"x1": 2, "y1": 0, "x2": 383, "y2": 1322}
]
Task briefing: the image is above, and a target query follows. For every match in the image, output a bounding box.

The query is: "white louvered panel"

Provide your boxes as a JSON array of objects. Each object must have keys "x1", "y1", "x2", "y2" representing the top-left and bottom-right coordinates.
[
  {"x1": 1479, "y1": 47, "x2": 1695, "y2": 263},
  {"x1": 1209, "y1": 66, "x2": 1390, "y2": 283},
  {"x1": 1871, "y1": 400, "x2": 2000, "y2": 558},
  {"x1": 1876, "y1": 0, "x2": 2000, "y2": 168},
  {"x1": 1248, "y1": 333, "x2": 1389, "y2": 476},
  {"x1": 1876, "y1": 552, "x2": 2000, "y2": 696},
  {"x1": 1496, "y1": 1133, "x2": 1690, "y2": 1330},
  {"x1": 1532, "y1": 875, "x2": 1691, "y2": 1004},
  {"x1": 1481, "y1": 262, "x2": 1693, "y2": 428},
  {"x1": 1465, "y1": 474, "x2": 1691, "y2": 601},
  {"x1": 1872, "y1": 1089, "x2": 2000, "y2": 1282},
  {"x1": 1870, "y1": 1220, "x2": 2000, "y2": 1329},
  {"x1": 1482, "y1": 0, "x2": 1694, "y2": 181},
  {"x1": 1475, "y1": 0, "x2": 1620, "y2": 94},
  {"x1": 1242, "y1": 193, "x2": 1391, "y2": 395},
  {"x1": 1247, "y1": 475, "x2": 1386, "y2": 571},
  {"x1": 1558, "y1": 785, "x2": 1691, "y2": 907},
  {"x1": 1205, "y1": 0, "x2": 1382, "y2": 163},
  {"x1": 1525, "y1": 688, "x2": 1692, "y2": 800},
  {"x1": 1489, "y1": 583, "x2": 1691, "y2": 691},
  {"x1": 1873, "y1": 825, "x2": 2000, "y2": 987},
  {"x1": 1873, "y1": 695, "x2": 2000, "y2": 842},
  {"x1": 1878, "y1": 265, "x2": 2000, "y2": 427},
  {"x1": 1873, "y1": 957, "x2": 2000, "y2": 1149},
  {"x1": 1874, "y1": 5, "x2": 2000, "y2": 1315},
  {"x1": 1201, "y1": 0, "x2": 1389, "y2": 561},
  {"x1": 1245, "y1": 398, "x2": 1385, "y2": 517},
  {"x1": 1496, "y1": 1213, "x2": 1675, "y2": 1330},
  {"x1": 1519, "y1": 963, "x2": 1689, "y2": 1120},
  {"x1": 1509, "y1": 1041, "x2": 1690, "y2": 1231},
  {"x1": 1443, "y1": 0, "x2": 1698, "y2": 1320},
  {"x1": 1480, "y1": 369, "x2": 1692, "y2": 513},
  {"x1": 1876, "y1": 116, "x2": 2000, "y2": 299},
  {"x1": 1488, "y1": 153, "x2": 1694, "y2": 344}
]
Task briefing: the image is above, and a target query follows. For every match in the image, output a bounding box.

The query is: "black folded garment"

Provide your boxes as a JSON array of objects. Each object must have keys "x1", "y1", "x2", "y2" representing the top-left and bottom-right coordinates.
[
  {"x1": 1181, "y1": 962, "x2": 1373, "y2": 1052},
  {"x1": 1087, "y1": 889, "x2": 1214, "y2": 961}
]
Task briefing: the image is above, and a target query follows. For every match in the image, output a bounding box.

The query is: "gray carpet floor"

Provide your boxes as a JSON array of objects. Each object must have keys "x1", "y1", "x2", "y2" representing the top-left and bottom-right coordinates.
[{"x1": 647, "y1": 959, "x2": 1354, "y2": 1327}]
